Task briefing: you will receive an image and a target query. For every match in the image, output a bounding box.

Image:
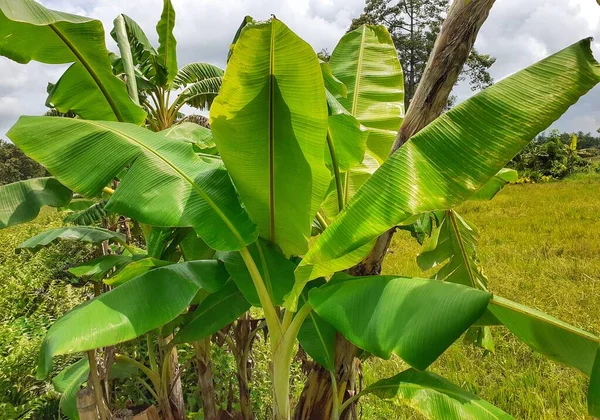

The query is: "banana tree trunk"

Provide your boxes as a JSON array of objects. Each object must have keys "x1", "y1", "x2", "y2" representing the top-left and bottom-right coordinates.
[
  {"x1": 234, "y1": 315, "x2": 254, "y2": 420},
  {"x1": 159, "y1": 334, "x2": 185, "y2": 420},
  {"x1": 293, "y1": 1, "x2": 496, "y2": 418},
  {"x1": 77, "y1": 388, "x2": 101, "y2": 420},
  {"x1": 293, "y1": 336, "x2": 357, "y2": 420},
  {"x1": 194, "y1": 338, "x2": 218, "y2": 420}
]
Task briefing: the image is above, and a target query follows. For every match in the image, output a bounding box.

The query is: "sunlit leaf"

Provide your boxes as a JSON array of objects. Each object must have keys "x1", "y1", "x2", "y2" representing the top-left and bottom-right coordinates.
[
  {"x1": 329, "y1": 24, "x2": 404, "y2": 162},
  {"x1": 211, "y1": 18, "x2": 329, "y2": 255},
  {"x1": 295, "y1": 38, "x2": 600, "y2": 298}
]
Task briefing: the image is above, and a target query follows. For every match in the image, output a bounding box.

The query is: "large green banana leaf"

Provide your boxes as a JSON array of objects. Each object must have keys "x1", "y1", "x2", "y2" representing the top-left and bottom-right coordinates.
[
  {"x1": 156, "y1": 0, "x2": 177, "y2": 86},
  {"x1": 0, "y1": 0, "x2": 145, "y2": 124},
  {"x1": 173, "y1": 280, "x2": 251, "y2": 344},
  {"x1": 37, "y1": 261, "x2": 228, "y2": 378},
  {"x1": 297, "y1": 280, "x2": 336, "y2": 371},
  {"x1": 485, "y1": 296, "x2": 600, "y2": 376},
  {"x1": 219, "y1": 238, "x2": 295, "y2": 307},
  {"x1": 8, "y1": 117, "x2": 258, "y2": 251},
  {"x1": 18, "y1": 226, "x2": 126, "y2": 251},
  {"x1": 308, "y1": 275, "x2": 491, "y2": 370},
  {"x1": 360, "y1": 369, "x2": 512, "y2": 419},
  {"x1": 295, "y1": 39, "x2": 600, "y2": 297},
  {"x1": 418, "y1": 210, "x2": 488, "y2": 289},
  {"x1": 329, "y1": 24, "x2": 404, "y2": 162},
  {"x1": 0, "y1": 178, "x2": 72, "y2": 229},
  {"x1": 211, "y1": 18, "x2": 330, "y2": 256},
  {"x1": 53, "y1": 358, "x2": 89, "y2": 420}
]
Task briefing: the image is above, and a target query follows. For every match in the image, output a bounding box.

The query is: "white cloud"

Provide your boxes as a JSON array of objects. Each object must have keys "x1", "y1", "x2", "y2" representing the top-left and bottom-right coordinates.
[{"x1": 1, "y1": 0, "x2": 599, "y2": 138}]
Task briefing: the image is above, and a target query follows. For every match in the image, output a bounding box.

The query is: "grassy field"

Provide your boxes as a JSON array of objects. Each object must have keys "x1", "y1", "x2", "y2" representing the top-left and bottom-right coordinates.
[{"x1": 360, "y1": 172, "x2": 600, "y2": 419}]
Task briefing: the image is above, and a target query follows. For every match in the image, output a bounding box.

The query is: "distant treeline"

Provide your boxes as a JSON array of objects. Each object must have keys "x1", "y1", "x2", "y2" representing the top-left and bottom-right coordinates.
[{"x1": 535, "y1": 130, "x2": 600, "y2": 149}]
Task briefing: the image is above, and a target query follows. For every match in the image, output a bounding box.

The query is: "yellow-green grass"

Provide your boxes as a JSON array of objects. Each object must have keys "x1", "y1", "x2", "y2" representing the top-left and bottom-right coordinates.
[{"x1": 359, "y1": 173, "x2": 600, "y2": 419}]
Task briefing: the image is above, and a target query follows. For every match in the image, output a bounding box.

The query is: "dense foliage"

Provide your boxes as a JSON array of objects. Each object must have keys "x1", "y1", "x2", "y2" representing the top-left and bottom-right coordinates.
[{"x1": 510, "y1": 130, "x2": 594, "y2": 181}]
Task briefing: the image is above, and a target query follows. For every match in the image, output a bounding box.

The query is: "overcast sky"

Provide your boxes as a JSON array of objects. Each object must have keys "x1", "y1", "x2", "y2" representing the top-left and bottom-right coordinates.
[{"x1": 1, "y1": 0, "x2": 599, "y2": 138}]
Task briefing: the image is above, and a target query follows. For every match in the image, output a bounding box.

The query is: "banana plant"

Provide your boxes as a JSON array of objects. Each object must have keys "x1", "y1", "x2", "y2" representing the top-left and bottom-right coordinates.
[
  {"x1": 1, "y1": 1, "x2": 599, "y2": 419},
  {"x1": 110, "y1": 0, "x2": 224, "y2": 131}
]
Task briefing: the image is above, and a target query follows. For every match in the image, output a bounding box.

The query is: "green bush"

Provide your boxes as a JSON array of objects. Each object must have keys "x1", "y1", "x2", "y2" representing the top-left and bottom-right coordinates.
[
  {"x1": 510, "y1": 130, "x2": 590, "y2": 180},
  {"x1": 0, "y1": 209, "x2": 93, "y2": 418}
]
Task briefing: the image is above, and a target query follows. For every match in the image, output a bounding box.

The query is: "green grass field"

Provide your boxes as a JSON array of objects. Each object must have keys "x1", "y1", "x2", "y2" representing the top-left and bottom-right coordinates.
[{"x1": 360, "y1": 173, "x2": 600, "y2": 419}]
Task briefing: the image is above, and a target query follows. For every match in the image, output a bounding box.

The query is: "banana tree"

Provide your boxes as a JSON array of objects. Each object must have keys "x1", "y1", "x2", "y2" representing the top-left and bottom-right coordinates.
[
  {"x1": 110, "y1": 0, "x2": 224, "y2": 131},
  {"x1": 1, "y1": 2, "x2": 600, "y2": 420}
]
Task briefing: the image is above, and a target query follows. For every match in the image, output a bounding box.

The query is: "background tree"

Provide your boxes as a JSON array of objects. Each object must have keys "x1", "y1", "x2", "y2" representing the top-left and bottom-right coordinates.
[
  {"x1": 350, "y1": 0, "x2": 496, "y2": 109},
  {"x1": 0, "y1": 140, "x2": 48, "y2": 185}
]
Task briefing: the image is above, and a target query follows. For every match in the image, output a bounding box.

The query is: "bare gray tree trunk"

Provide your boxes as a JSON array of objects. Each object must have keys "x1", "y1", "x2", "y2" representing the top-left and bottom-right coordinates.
[{"x1": 294, "y1": 1, "x2": 497, "y2": 419}]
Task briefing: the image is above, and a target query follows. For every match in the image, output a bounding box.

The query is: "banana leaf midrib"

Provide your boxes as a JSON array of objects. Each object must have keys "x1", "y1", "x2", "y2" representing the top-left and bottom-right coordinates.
[
  {"x1": 268, "y1": 22, "x2": 276, "y2": 243},
  {"x1": 256, "y1": 240, "x2": 275, "y2": 300},
  {"x1": 343, "y1": 25, "x2": 368, "y2": 200}
]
